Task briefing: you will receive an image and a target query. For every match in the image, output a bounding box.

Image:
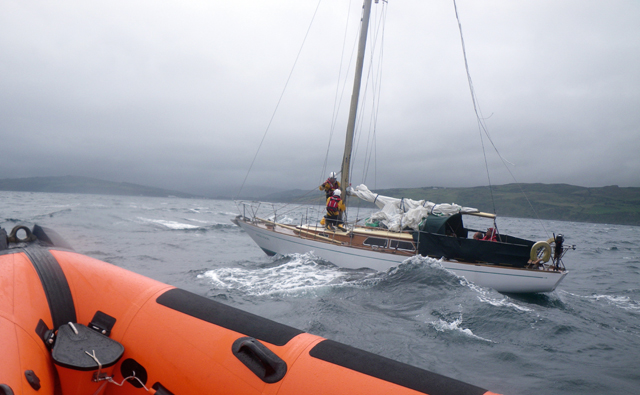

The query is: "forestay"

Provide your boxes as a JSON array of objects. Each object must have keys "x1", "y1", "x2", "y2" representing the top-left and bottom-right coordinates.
[{"x1": 351, "y1": 184, "x2": 480, "y2": 232}]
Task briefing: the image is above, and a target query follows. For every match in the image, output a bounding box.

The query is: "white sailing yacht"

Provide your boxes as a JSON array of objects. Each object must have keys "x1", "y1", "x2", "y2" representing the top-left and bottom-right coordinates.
[{"x1": 233, "y1": 0, "x2": 572, "y2": 294}]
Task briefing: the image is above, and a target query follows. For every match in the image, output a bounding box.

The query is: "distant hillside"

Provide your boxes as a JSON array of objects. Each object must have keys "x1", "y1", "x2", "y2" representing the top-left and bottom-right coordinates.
[
  {"x1": 261, "y1": 184, "x2": 640, "y2": 227},
  {"x1": 0, "y1": 176, "x2": 198, "y2": 198},
  {"x1": 2, "y1": 177, "x2": 638, "y2": 226},
  {"x1": 374, "y1": 184, "x2": 640, "y2": 226}
]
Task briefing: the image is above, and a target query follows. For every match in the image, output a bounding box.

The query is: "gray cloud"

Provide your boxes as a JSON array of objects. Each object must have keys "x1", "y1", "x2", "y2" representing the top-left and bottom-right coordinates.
[{"x1": 1, "y1": 0, "x2": 638, "y2": 197}]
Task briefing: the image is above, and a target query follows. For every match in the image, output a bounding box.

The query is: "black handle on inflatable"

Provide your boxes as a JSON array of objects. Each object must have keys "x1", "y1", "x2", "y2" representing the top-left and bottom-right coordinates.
[
  {"x1": 231, "y1": 337, "x2": 287, "y2": 383},
  {"x1": 8, "y1": 225, "x2": 36, "y2": 243}
]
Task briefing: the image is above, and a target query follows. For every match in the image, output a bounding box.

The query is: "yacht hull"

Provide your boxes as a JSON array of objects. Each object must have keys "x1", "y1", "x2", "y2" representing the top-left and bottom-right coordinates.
[{"x1": 234, "y1": 217, "x2": 567, "y2": 293}]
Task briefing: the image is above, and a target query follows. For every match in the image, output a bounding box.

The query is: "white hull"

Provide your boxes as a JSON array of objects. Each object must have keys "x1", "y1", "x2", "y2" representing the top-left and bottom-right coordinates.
[
  {"x1": 234, "y1": 218, "x2": 567, "y2": 293},
  {"x1": 440, "y1": 260, "x2": 567, "y2": 293}
]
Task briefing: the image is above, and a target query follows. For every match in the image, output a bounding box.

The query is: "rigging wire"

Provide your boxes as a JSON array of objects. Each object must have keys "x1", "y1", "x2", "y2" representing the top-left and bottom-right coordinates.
[
  {"x1": 452, "y1": 0, "x2": 497, "y2": 215},
  {"x1": 321, "y1": 0, "x2": 355, "y2": 186},
  {"x1": 235, "y1": 1, "x2": 386, "y2": 226},
  {"x1": 362, "y1": 3, "x2": 387, "y2": 190},
  {"x1": 318, "y1": 0, "x2": 385, "y2": 224},
  {"x1": 452, "y1": 0, "x2": 549, "y2": 236},
  {"x1": 347, "y1": 1, "x2": 387, "y2": 223},
  {"x1": 235, "y1": 0, "x2": 324, "y2": 201},
  {"x1": 235, "y1": 0, "x2": 378, "y2": 225},
  {"x1": 351, "y1": 2, "x2": 386, "y2": 191}
]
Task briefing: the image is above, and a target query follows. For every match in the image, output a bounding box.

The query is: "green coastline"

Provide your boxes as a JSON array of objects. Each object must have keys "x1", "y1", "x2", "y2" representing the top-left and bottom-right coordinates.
[{"x1": 2, "y1": 176, "x2": 638, "y2": 226}]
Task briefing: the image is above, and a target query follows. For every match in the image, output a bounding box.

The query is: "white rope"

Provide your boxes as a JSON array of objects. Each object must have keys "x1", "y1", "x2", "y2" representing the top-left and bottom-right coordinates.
[
  {"x1": 85, "y1": 350, "x2": 153, "y2": 393},
  {"x1": 85, "y1": 350, "x2": 103, "y2": 382},
  {"x1": 105, "y1": 373, "x2": 151, "y2": 392}
]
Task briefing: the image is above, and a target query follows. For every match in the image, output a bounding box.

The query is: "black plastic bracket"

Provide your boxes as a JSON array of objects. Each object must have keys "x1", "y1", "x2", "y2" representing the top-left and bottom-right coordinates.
[
  {"x1": 89, "y1": 311, "x2": 117, "y2": 337},
  {"x1": 232, "y1": 337, "x2": 287, "y2": 383},
  {"x1": 51, "y1": 323, "x2": 124, "y2": 371},
  {"x1": 24, "y1": 371, "x2": 41, "y2": 391},
  {"x1": 152, "y1": 382, "x2": 175, "y2": 395},
  {"x1": 120, "y1": 359, "x2": 148, "y2": 388}
]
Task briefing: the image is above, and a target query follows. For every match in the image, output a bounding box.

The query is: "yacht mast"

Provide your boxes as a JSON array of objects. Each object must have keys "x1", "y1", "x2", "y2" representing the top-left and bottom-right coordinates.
[{"x1": 340, "y1": 0, "x2": 373, "y2": 212}]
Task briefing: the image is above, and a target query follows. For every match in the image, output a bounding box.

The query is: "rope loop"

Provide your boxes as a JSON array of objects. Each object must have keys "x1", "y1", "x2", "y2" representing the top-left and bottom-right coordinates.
[{"x1": 85, "y1": 350, "x2": 155, "y2": 393}]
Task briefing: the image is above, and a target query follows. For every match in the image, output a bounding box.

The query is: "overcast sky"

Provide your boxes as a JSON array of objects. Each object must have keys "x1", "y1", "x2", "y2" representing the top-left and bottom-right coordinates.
[{"x1": 1, "y1": 0, "x2": 638, "y2": 196}]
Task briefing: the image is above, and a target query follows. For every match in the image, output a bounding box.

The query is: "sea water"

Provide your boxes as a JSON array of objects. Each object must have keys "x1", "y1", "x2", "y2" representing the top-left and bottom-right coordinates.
[{"x1": 1, "y1": 191, "x2": 639, "y2": 394}]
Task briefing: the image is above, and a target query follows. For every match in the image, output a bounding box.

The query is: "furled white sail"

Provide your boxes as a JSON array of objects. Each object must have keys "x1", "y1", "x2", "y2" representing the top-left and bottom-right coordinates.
[{"x1": 351, "y1": 184, "x2": 479, "y2": 232}]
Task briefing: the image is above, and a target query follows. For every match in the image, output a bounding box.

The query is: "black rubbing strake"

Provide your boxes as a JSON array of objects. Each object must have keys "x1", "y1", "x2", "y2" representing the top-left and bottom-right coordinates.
[
  {"x1": 156, "y1": 288, "x2": 303, "y2": 346},
  {"x1": 309, "y1": 340, "x2": 488, "y2": 395}
]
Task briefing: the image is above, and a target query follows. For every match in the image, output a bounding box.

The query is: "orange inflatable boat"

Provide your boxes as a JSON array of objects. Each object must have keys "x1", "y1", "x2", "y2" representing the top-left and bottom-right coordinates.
[{"x1": 0, "y1": 225, "x2": 500, "y2": 395}]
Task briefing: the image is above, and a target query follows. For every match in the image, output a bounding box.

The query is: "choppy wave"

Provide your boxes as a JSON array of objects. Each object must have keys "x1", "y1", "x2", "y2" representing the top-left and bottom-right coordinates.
[
  {"x1": 267, "y1": 214, "x2": 296, "y2": 225},
  {"x1": 198, "y1": 253, "x2": 373, "y2": 296},
  {"x1": 430, "y1": 315, "x2": 494, "y2": 343},
  {"x1": 186, "y1": 208, "x2": 203, "y2": 214},
  {"x1": 385, "y1": 256, "x2": 461, "y2": 284},
  {"x1": 186, "y1": 218, "x2": 210, "y2": 224},
  {"x1": 476, "y1": 294, "x2": 534, "y2": 312},
  {"x1": 31, "y1": 208, "x2": 73, "y2": 220},
  {"x1": 586, "y1": 293, "x2": 640, "y2": 311},
  {"x1": 137, "y1": 217, "x2": 200, "y2": 230},
  {"x1": 3, "y1": 191, "x2": 640, "y2": 395}
]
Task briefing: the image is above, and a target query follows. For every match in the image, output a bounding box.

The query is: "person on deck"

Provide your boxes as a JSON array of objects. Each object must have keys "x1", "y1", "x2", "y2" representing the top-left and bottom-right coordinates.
[
  {"x1": 319, "y1": 172, "x2": 340, "y2": 198},
  {"x1": 325, "y1": 189, "x2": 345, "y2": 230},
  {"x1": 482, "y1": 228, "x2": 498, "y2": 242}
]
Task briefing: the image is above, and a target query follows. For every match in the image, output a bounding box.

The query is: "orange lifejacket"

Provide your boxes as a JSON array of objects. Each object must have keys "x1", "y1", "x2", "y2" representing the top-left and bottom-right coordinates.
[
  {"x1": 483, "y1": 228, "x2": 498, "y2": 241},
  {"x1": 325, "y1": 178, "x2": 339, "y2": 189},
  {"x1": 321, "y1": 179, "x2": 340, "y2": 196},
  {"x1": 327, "y1": 195, "x2": 341, "y2": 215}
]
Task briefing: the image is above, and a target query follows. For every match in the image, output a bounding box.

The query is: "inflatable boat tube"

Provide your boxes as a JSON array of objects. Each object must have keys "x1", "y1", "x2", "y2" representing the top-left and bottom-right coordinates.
[{"x1": 0, "y1": 225, "x2": 500, "y2": 395}]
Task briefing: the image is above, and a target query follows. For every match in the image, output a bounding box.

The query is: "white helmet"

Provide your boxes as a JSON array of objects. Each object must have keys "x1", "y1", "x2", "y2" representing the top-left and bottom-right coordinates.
[
  {"x1": 329, "y1": 172, "x2": 337, "y2": 179},
  {"x1": 333, "y1": 189, "x2": 341, "y2": 197}
]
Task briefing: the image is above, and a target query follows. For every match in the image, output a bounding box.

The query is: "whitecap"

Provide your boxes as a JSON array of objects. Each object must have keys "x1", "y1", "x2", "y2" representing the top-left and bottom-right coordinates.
[
  {"x1": 564, "y1": 291, "x2": 640, "y2": 312},
  {"x1": 198, "y1": 253, "x2": 349, "y2": 296},
  {"x1": 588, "y1": 294, "x2": 640, "y2": 311},
  {"x1": 388, "y1": 255, "x2": 451, "y2": 275},
  {"x1": 430, "y1": 316, "x2": 494, "y2": 343},
  {"x1": 477, "y1": 295, "x2": 534, "y2": 312},
  {"x1": 186, "y1": 218, "x2": 210, "y2": 224},
  {"x1": 267, "y1": 214, "x2": 296, "y2": 225},
  {"x1": 137, "y1": 217, "x2": 199, "y2": 230}
]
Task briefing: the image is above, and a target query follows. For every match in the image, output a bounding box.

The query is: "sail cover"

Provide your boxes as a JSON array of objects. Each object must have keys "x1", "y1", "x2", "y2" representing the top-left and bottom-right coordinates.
[{"x1": 351, "y1": 184, "x2": 479, "y2": 232}]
